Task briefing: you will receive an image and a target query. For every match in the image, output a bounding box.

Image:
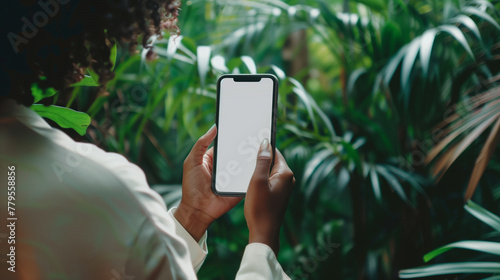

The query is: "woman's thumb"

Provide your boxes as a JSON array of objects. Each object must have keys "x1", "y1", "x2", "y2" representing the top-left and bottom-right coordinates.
[
  {"x1": 253, "y1": 138, "x2": 273, "y2": 175},
  {"x1": 187, "y1": 124, "x2": 217, "y2": 166}
]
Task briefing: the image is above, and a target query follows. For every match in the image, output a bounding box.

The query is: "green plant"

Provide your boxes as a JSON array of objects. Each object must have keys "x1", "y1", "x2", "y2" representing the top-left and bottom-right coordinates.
[
  {"x1": 28, "y1": 0, "x2": 500, "y2": 278},
  {"x1": 400, "y1": 200, "x2": 500, "y2": 278},
  {"x1": 29, "y1": 44, "x2": 117, "y2": 136}
]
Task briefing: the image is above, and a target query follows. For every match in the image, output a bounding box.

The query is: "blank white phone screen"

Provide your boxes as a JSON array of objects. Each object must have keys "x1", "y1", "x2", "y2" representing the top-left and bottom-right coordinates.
[{"x1": 215, "y1": 77, "x2": 274, "y2": 194}]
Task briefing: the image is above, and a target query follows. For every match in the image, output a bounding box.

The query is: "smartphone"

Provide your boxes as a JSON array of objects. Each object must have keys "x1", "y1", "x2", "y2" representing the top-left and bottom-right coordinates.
[{"x1": 211, "y1": 74, "x2": 278, "y2": 196}]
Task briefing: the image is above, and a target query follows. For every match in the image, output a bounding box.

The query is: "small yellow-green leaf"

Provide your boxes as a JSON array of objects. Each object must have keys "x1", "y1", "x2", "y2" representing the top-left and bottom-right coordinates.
[{"x1": 110, "y1": 43, "x2": 118, "y2": 71}]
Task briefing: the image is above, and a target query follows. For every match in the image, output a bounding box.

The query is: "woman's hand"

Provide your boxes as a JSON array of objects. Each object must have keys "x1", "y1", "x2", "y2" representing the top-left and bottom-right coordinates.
[
  {"x1": 245, "y1": 139, "x2": 295, "y2": 256},
  {"x1": 174, "y1": 125, "x2": 242, "y2": 241}
]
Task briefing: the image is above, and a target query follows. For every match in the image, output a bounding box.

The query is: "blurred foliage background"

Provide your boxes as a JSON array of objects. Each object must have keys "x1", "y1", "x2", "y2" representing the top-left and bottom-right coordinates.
[{"x1": 34, "y1": 0, "x2": 500, "y2": 278}]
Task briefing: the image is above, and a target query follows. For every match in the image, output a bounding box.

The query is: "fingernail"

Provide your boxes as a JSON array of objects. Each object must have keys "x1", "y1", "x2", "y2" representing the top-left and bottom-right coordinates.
[
  {"x1": 209, "y1": 124, "x2": 216, "y2": 132},
  {"x1": 260, "y1": 138, "x2": 270, "y2": 152}
]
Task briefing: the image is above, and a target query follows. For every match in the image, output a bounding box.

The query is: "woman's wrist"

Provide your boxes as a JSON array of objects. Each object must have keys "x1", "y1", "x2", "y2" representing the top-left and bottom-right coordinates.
[
  {"x1": 174, "y1": 201, "x2": 213, "y2": 242},
  {"x1": 249, "y1": 232, "x2": 280, "y2": 256}
]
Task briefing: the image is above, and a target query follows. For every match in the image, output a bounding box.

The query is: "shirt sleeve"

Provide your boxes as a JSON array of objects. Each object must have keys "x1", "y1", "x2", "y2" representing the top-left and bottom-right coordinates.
[
  {"x1": 0, "y1": 102, "x2": 202, "y2": 279},
  {"x1": 236, "y1": 243, "x2": 291, "y2": 280},
  {"x1": 168, "y1": 207, "x2": 208, "y2": 272}
]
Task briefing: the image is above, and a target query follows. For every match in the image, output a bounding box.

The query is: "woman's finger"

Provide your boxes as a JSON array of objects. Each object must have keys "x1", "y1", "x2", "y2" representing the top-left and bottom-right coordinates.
[{"x1": 186, "y1": 125, "x2": 217, "y2": 167}]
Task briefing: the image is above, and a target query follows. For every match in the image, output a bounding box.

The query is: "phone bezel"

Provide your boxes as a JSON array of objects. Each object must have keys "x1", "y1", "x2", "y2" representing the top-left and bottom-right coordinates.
[{"x1": 211, "y1": 74, "x2": 278, "y2": 197}]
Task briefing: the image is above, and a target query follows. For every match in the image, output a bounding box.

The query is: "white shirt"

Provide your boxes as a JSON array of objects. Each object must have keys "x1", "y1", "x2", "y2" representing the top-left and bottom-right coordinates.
[{"x1": 0, "y1": 100, "x2": 290, "y2": 280}]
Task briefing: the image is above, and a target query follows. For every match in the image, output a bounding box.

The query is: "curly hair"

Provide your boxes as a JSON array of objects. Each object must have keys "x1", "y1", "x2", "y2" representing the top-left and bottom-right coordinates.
[{"x1": 0, "y1": 0, "x2": 180, "y2": 106}]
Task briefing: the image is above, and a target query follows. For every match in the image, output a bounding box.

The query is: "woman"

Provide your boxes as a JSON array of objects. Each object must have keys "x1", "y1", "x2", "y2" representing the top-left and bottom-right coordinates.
[{"x1": 0, "y1": 0, "x2": 295, "y2": 279}]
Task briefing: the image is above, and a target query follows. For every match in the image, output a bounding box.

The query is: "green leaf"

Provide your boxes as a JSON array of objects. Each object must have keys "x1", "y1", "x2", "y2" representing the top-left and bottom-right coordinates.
[
  {"x1": 308, "y1": 92, "x2": 337, "y2": 138},
  {"x1": 383, "y1": 44, "x2": 408, "y2": 87},
  {"x1": 384, "y1": 165, "x2": 426, "y2": 195},
  {"x1": 110, "y1": 43, "x2": 118, "y2": 71},
  {"x1": 87, "y1": 96, "x2": 108, "y2": 118},
  {"x1": 271, "y1": 65, "x2": 286, "y2": 80},
  {"x1": 342, "y1": 140, "x2": 363, "y2": 173},
  {"x1": 166, "y1": 35, "x2": 182, "y2": 60},
  {"x1": 399, "y1": 262, "x2": 500, "y2": 278},
  {"x1": 465, "y1": 200, "x2": 500, "y2": 232},
  {"x1": 164, "y1": 89, "x2": 188, "y2": 132},
  {"x1": 401, "y1": 38, "x2": 421, "y2": 107},
  {"x1": 419, "y1": 29, "x2": 437, "y2": 78},
  {"x1": 317, "y1": 1, "x2": 342, "y2": 31},
  {"x1": 88, "y1": 68, "x2": 100, "y2": 84},
  {"x1": 179, "y1": 37, "x2": 197, "y2": 60},
  {"x1": 381, "y1": 21, "x2": 402, "y2": 56},
  {"x1": 438, "y1": 25, "x2": 475, "y2": 60},
  {"x1": 211, "y1": 55, "x2": 229, "y2": 73},
  {"x1": 370, "y1": 167, "x2": 382, "y2": 203},
  {"x1": 31, "y1": 84, "x2": 57, "y2": 103},
  {"x1": 302, "y1": 148, "x2": 332, "y2": 186},
  {"x1": 197, "y1": 46, "x2": 211, "y2": 87},
  {"x1": 355, "y1": 0, "x2": 386, "y2": 12},
  {"x1": 462, "y1": 7, "x2": 500, "y2": 31},
  {"x1": 376, "y1": 165, "x2": 410, "y2": 204},
  {"x1": 347, "y1": 68, "x2": 367, "y2": 95},
  {"x1": 450, "y1": 15, "x2": 482, "y2": 40},
  {"x1": 424, "y1": 241, "x2": 500, "y2": 262},
  {"x1": 30, "y1": 105, "x2": 91, "y2": 136},
  {"x1": 227, "y1": 57, "x2": 243, "y2": 72},
  {"x1": 289, "y1": 78, "x2": 318, "y2": 133},
  {"x1": 241, "y1": 56, "x2": 257, "y2": 74},
  {"x1": 335, "y1": 167, "x2": 351, "y2": 193},
  {"x1": 469, "y1": 0, "x2": 496, "y2": 11},
  {"x1": 306, "y1": 157, "x2": 340, "y2": 198},
  {"x1": 282, "y1": 124, "x2": 317, "y2": 140},
  {"x1": 71, "y1": 75, "x2": 99, "y2": 87}
]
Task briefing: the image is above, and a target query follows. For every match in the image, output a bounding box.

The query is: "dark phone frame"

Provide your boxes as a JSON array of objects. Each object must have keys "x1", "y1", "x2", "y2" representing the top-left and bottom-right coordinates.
[{"x1": 211, "y1": 74, "x2": 278, "y2": 197}]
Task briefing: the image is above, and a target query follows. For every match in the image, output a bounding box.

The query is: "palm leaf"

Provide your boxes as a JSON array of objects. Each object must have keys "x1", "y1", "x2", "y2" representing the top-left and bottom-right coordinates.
[
  {"x1": 399, "y1": 262, "x2": 500, "y2": 278},
  {"x1": 401, "y1": 38, "x2": 421, "y2": 107},
  {"x1": 464, "y1": 116, "x2": 500, "y2": 200},
  {"x1": 438, "y1": 25, "x2": 475, "y2": 60},
  {"x1": 431, "y1": 110, "x2": 500, "y2": 179},
  {"x1": 423, "y1": 241, "x2": 500, "y2": 262},
  {"x1": 462, "y1": 7, "x2": 500, "y2": 31},
  {"x1": 369, "y1": 166, "x2": 382, "y2": 203},
  {"x1": 427, "y1": 87, "x2": 500, "y2": 183},
  {"x1": 302, "y1": 148, "x2": 333, "y2": 186},
  {"x1": 419, "y1": 29, "x2": 438, "y2": 78},
  {"x1": 375, "y1": 165, "x2": 410, "y2": 204},
  {"x1": 400, "y1": 201, "x2": 500, "y2": 278},
  {"x1": 450, "y1": 15, "x2": 482, "y2": 40},
  {"x1": 241, "y1": 56, "x2": 257, "y2": 74},
  {"x1": 197, "y1": 46, "x2": 212, "y2": 87},
  {"x1": 465, "y1": 200, "x2": 500, "y2": 233}
]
